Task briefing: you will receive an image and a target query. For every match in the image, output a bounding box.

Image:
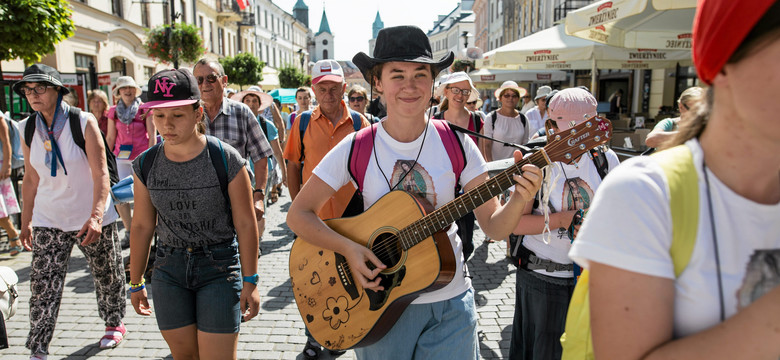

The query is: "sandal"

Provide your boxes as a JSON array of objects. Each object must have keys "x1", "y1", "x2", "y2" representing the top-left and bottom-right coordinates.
[
  {"x1": 9, "y1": 237, "x2": 23, "y2": 256},
  {"x1": 99, "y1": 322, "x2": 127, "y2": 349},
  {"x1": 302, "y1": 339, "x2": 321, "y2": 360},
  {"x1": 329, "y1": 349, "x2": 347, "y2": 357}
]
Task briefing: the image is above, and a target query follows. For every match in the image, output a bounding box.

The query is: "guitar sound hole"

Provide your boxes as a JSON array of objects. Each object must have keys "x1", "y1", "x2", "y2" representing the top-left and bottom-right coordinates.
[{"x1": 371, "y1": 233, "x2": 403, "y2": 268}]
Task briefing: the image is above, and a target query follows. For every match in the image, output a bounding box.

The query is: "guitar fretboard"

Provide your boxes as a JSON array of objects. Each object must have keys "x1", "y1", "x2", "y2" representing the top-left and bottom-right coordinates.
[{"x1": 396, "y1": 150, "x2": 550, "y2": 250}]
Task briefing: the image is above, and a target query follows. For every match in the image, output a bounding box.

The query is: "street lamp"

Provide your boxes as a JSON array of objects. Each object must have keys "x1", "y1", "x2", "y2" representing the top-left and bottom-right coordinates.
[
  {"x1": 461, "y1": 31, "x2": 470, "y2": 49},
  {"x1": 297, "y1": 49, "x2": 305, "y2": 70}
]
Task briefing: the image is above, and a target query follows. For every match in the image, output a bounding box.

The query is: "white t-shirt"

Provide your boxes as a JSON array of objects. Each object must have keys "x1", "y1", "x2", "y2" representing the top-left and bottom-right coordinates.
[
  {"x1": 524, "y1": 106, "x2": 548, "y2": 137},
  {"x1": 314, "y1": 119, "x2": 487, "y2": 304},
  {"x1": 484, "y1": 111, "x2": 530, "y2": 161},
  {"x1": 570, "y1": 139, "x2": 780, "y2": 337},
  {"x1": 523, "y1": 149, "x2": 619, "y2": 278}
]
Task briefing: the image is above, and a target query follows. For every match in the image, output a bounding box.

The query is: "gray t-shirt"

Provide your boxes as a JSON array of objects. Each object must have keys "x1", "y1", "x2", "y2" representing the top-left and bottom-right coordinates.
[{"x1": 132, "y1": 140, "x2": 246, "y2": 248}]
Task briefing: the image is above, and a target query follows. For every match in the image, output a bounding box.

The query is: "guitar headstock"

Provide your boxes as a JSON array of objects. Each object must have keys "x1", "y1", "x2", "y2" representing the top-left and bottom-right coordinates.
[{"x1": 544, "y1": 116, "x2": 612, "y2": 164}]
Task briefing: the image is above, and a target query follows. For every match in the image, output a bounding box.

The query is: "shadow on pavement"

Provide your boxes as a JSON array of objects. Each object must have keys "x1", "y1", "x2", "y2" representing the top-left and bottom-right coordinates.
[{"x1": 262, "y1": 278, "x2": 294, "y2": 311}]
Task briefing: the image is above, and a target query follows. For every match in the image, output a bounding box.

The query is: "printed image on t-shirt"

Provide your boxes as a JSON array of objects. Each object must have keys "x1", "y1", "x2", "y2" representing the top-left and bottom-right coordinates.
[
  {"x1": 390, "y1": 160, "x2": 436, "y2": 207},
  {"x1": 560, "y1": 177, "x2": 594, "y2": 211},
  {"x1": 737, "y1": 249, "x2": 780, "y2": 310}
]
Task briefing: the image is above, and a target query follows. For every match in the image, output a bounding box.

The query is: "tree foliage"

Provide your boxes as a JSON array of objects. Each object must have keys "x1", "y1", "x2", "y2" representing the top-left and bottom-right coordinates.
[
  {"x1": 279, "y1": 65, "x2": 308, "y2": 89},
  {"x1": 219, "y1": 53, "x2": 264, "y2": 90},
  {"x1": 451, "y1": 59, "x2": 475, "y2": 73},
  {"x1": 143, "y1": 23, "x2": 206, "y2": 65},
  {"x1": 0, "y1": 0, "x2": 75, "y2": 64}
]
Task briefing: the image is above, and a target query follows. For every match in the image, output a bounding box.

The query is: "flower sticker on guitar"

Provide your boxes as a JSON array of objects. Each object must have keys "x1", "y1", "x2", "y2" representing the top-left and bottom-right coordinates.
[{"x1": 323, "y1": 296, "x2": 351, "y2": 329}]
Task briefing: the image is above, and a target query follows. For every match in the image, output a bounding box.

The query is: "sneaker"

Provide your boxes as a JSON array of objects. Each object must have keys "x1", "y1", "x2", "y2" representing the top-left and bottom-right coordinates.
[{"x1": 99, "y1": 322, "x2": 127, "y2": 349}]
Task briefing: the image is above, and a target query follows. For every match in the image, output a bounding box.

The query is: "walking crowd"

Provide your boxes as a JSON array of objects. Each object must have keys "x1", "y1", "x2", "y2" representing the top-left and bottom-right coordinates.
[{"x1": 0, "y1": 0, "x2": 778, "y2": 359}]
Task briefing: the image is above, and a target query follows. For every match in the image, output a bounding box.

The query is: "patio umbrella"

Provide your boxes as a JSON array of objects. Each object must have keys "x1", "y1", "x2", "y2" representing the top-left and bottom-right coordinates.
[
  {"x1": 564, "y1": 0, "x2": 697, "y2": 50},
  {"x1": 469, "y1": 68, "x2": 568, "y2": 84}
]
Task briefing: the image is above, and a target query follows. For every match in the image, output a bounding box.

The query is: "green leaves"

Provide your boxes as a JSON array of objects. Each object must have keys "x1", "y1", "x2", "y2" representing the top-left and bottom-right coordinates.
[
  {"x1": 143, "y1": 23, "x2": 206, "y2": 65},
  {"x1": 0, "y1": 0, "x2": 75, "y2": 63},
  {"x1": 279, "y1": 65, "x2": 309, "y2": 89},
  {"x1": 220, "y1": 52, "x2": 264, "y2": 89}
]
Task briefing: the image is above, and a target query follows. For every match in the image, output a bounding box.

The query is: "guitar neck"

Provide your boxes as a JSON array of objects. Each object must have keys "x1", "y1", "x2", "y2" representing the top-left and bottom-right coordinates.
[{"x1": 398, "y1": 150, "x2": 551, "y2": 249}]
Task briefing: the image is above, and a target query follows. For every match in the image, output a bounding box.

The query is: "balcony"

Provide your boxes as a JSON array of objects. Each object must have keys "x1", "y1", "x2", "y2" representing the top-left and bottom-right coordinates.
[
  {"x1": 553, "y1": 0, "x2": 593, "y2": 23},
  {"x1": 240, "y1": 12, "x2": 256, "y2": 26},
  {"x1": 217, "y1": 0, "x2": 241, "y2": 23}
]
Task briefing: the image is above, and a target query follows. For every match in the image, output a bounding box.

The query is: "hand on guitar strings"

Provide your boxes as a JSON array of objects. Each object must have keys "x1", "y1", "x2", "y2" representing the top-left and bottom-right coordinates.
[
  {"x1": 343, "y1": 241, "x2": 387, "y2": 292},
  {"x1": 510, "y1": 151, "x2": 544, "y2": 203}
]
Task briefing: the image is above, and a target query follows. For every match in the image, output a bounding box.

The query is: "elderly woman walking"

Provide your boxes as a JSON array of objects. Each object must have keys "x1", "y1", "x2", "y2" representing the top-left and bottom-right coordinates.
[{"x1": 15, "y1": 64, "x2": 126, "y2": 360}]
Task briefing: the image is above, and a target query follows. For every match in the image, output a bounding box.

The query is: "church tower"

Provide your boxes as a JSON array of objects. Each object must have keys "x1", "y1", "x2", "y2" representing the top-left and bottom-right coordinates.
[
  {"x1": 293, "y1": 0, "x2": 309, "y2": 28},
  {"x1": 369, "y1": 11, "x2": 384, "y2": 57},
  {"x1": 314, "y1": 7, "x2": 334, "y2": 60}
]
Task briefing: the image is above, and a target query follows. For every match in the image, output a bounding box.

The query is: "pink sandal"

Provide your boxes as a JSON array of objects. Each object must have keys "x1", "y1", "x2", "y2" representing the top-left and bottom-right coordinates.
[{"x1": 99, "y1": 322, "x2": 127, "y2": 349}]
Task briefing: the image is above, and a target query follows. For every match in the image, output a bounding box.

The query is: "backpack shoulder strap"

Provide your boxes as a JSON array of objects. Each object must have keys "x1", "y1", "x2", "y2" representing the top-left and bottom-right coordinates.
[
  {"x1": 139, "y1": 143, "x2": 162, "y2": 186},
  {"x1": 24, "y1": 113, "x2": 37, "y2": 147},
  {"x1": 590, "y1": 146, "x2": 610, "y2": 180},
  {"x1": 68, "y1": 107, "x2": 85, "y2": 152},
  {"x1": 298, "y1": 110, "x2": 313, "y2": 162},
  {"x1": 651, "y1": 144, "x2": 699, "y2": 277},
  {"x1": 206, "y1": 135, "x2": 230, "y2": 207},
  {"x1": 518, "y1": 112, "x2": 527, "y2": 127},
  {"x1": 349, "y1": 110, "x2": 362, "y2": 132},
  {"x1": 490, "y1": 111, "x2": 497, "y2": 129},
  {"x1": 348, "y1": 123, "x2": 379, "y2": 193},
  {"x1": 259, "y1": 116, "x2": 268, "y2": 137},
  {"x1": 431, "y1": 119, "x2": 466, "y2": 191}
]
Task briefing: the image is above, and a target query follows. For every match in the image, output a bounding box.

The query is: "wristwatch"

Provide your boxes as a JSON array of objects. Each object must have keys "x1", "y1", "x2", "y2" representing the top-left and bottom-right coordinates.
[
  {"x1": 253, "y1": 189, "x2": 265, "y2": 197},
  {"x1": 243, "y1": 274, "x2": 259, "y2": 285}
]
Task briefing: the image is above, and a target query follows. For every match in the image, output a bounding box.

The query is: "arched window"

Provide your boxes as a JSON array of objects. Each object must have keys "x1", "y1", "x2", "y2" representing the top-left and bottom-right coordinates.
[{"x1": 323, "y1": 49, "x2": 328, "y2": 59}]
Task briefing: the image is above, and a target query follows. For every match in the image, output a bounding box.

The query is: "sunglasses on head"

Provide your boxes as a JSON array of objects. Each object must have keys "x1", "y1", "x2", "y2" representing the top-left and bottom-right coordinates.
[
  {"x1": 349, "y1": 96, "x2": 365, "y2": 102},
  {"x1": 196, "y1": 74, "x2": 220, "y2": 85}
]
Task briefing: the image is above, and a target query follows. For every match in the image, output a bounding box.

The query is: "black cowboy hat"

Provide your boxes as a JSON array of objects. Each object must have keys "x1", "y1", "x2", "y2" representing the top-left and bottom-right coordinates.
[
  {"x1": 352, "y1": 25, "x2": 454, "y2": 82},
  {"x1": 12, "y1": 64, "x2": 70, "y2": 98}
]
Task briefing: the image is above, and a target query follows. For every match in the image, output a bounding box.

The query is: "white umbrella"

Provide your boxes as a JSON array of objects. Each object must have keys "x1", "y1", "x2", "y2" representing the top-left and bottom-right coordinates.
[
  {"x1": 476, "y1": 24, "x2": 691, "y2": 89},
  {"x1": 564, "y1": 0, "x2": 697, "y2": 50},
  {"x1": 469, "y1": 68, "x2": 568, "y2": 83}
]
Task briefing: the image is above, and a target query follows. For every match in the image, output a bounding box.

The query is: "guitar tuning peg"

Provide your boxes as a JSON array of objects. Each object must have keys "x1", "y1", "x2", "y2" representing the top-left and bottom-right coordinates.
[{"x1": 586, "y1": 151, "x2": 594, "y2": 160}]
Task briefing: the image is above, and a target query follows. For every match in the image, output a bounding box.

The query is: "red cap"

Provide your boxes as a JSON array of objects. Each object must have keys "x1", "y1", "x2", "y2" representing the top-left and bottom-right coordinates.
[{"x1": 693, "y1": 0, "x2": 776, "y2": 84}]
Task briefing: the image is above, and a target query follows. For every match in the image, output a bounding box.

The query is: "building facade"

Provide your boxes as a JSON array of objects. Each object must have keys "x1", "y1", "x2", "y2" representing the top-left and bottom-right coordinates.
[{"x1": 427, "y1": 0, "x2": 476, "y2": 77}]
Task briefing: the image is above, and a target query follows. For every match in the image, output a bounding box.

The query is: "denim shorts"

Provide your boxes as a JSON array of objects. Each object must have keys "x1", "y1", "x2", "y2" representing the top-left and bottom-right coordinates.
[{"x1": 151, "y1": 239, "x2": 243, "y2": 333}]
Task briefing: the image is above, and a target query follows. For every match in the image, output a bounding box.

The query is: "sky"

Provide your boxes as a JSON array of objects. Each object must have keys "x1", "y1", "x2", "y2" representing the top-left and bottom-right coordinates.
[{"x1": 271, "y1": 0, "x2": 462, "y2": 61}]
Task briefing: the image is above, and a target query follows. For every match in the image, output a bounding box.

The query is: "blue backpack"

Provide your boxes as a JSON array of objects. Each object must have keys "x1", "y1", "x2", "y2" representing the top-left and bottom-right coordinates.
[{"x1": 296, "y1": 109, "x2": 362, "y2": 161}]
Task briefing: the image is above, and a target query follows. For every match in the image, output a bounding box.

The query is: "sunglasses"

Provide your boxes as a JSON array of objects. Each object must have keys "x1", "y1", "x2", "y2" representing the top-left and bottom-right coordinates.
[
  {"x1": 196, "y1": 74, "x2": 220, "y2": 85},
  {"x1": 447, "y1": 87, "x2": 471, "y2": 96},
  {"x1": 466, "y1": 101, "x2": 478, "y2": 105},
  {"x1": 502, "y1": 93, "x2": 520, "y2": 99},
  {"x1": 20, "y1": 84, "x2": 52, "y2": 95},
  {"x1": 349, "y1": 96, "x2": 365, "y2": 102}
]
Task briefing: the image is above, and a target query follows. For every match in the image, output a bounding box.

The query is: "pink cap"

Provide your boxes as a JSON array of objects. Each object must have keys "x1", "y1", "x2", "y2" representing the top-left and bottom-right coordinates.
[
  {"x1": 312, "y1": 60, "x2": 344, "y2": 85},
  {"x1": 547, "y1": 87, "x2": 597, "y2": 131}
]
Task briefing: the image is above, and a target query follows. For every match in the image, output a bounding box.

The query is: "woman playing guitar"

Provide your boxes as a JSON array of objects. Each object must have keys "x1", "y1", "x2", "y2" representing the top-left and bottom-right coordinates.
[{"x1": 287, "y1": 25, "x2": 543, "y2": 359}]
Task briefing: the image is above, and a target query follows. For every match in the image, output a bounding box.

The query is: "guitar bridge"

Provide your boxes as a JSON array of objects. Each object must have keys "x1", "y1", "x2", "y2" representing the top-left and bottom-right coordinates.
[{"x1": 335, "y1": 253, "x2": 360, "y2": 300}]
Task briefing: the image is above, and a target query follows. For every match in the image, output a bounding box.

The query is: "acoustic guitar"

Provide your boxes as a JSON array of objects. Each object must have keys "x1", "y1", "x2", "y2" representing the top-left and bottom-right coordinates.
[{"x1": 289, "y1": 117, "x2": 613, "y2": 350}]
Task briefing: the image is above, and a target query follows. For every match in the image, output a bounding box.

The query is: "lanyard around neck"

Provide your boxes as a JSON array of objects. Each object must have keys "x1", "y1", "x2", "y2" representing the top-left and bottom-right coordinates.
[{"x1": 45, "y1": 95, "x2": 68, "y2": 177}]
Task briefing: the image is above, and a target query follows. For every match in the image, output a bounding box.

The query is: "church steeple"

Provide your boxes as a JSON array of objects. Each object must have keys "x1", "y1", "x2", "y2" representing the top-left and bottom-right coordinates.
[
  {"x1": 293, "y1": 0, "x2": 309, "y2": 28},
  {"x1": 372, "y1": 11, "x2": 384, "y2": 39},
  {"x1": 316, "y1": 8, "x2": 332, "y2": 36}
]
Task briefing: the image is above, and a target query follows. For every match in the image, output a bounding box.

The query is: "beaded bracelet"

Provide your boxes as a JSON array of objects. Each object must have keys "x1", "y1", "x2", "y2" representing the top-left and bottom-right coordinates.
[
  {"x1": 129, "y1": 284, "x2": 145, "y2": 293},
  {"x1": 129, "y1": 278, "x2": 145, "y2": 289}
]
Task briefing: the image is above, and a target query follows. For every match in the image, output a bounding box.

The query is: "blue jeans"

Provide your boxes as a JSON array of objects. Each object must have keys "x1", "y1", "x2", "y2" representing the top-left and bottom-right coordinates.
[
  {"x1": 151, "y1": 239, "x2": 242, "y2": 333},
  {"x1": 354, "y1": 289, "x2": 479, "y2": 360}
]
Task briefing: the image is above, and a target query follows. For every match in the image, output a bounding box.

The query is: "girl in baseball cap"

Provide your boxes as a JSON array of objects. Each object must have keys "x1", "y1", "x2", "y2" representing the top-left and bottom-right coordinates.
[
  {"x1": 566, "y1": 1, "x2": 780, "y2": 359},
  {"x1": 287, "y1": 25, "x2": 543, "y2": 358},
  {"x1": 129, "y1": 68, "x2": 261, "y2": 359}
]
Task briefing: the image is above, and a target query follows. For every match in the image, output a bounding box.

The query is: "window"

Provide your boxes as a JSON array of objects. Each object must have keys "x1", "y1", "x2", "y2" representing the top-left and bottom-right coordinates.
[
  {"x1": 112, "y1": 0, "x2": 123, "y2": 18},
  {"x1": 144, "y1": 66, "x2": 155, "y2": 81},
  {"x1": 163, "y1": 2, "x2": 170, "y2": 25},
  {"x1": 218, "y1": 27, "x2": 224, "y2": 55},
  {"x1": 209, "y1": 21, "x2": 215, "y2": 52},
  {"x1": 74, "y1": 54, "x2": 94, "y2": 70},
  {"x1": 273, "y1": 48, "x2": 277, "y2": 67},
  {"x1": 322, "y1": 39, "x2": 328, "y2": 45},
  {"x1": 180, "y1": 0, "x2": 186, "y2": 23},
  {"x1": 265, "y1": 45, "x2": 269, "y2": 62},
  {"x1": 198, "y1": 16, "x2": 204, "y2": 39},
  {"x1": 141, "y1": 2, "x2": 150, "y2": 27},
  {"x1": 265, "y1": 10, "x2": 268, "y2": 28},
  {"x1": 323, "y1": 49, "x2": 328, "y2": 59}
]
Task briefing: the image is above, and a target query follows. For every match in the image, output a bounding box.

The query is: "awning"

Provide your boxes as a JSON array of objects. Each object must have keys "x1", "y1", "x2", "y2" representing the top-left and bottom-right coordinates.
[
  {"x1": 268, "y1": 88, "x2": 298, "y2": 104},
  {"x1": 564, "y1": 0, "x2": 697, "y2": 50},
  {"x1": 469, "y1": 68, "x2": 568, "y2": 83}
]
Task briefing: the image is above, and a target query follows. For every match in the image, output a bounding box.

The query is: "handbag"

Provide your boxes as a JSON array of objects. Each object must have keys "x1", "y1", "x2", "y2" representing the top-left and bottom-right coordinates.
[
  {"x1": 0, "y1": 266, "x2": 19, "y2": 320},
  {"x1": 111, "y1": 175, "x2": 134, "y2": 204}
]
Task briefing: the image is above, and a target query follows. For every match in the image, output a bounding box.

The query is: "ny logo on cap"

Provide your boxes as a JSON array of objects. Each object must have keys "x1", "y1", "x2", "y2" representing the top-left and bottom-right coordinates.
[
  {"x1": 154, "y1": 77, "x2": 176, "y2": 98},
  {"x1": 320, "y1": 65, "x2": 332, "y2": 73}
]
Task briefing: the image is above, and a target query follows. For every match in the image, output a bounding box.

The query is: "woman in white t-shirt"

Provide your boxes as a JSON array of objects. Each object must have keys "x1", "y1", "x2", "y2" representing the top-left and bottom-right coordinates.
[
  {"x1": 483, "y1": 81, "x2": 530, "y2": 162},
  {"x1": 569, "y1": 1, "x2": 780, "y2": 359},
  {"x1": 287, "y1": 25, "x2": 542, "y2": 359}
]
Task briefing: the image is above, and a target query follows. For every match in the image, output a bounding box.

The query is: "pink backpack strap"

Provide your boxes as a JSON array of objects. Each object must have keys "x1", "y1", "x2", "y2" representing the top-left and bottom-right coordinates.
[
  {"x1": 348, "y1": 123, "x2": 380, "y2": 193},
  {"x1": 431, "y1": 119, "x2": 466, "y2": 190}
]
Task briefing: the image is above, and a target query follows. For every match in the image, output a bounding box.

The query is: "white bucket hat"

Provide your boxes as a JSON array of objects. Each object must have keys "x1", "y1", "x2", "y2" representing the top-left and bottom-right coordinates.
[
  {"x1": 435, "y1": 72, "x2": 480, "y2": 103},
  {"x1": 493, "y1": 80, "x2": 527, "y2": 100},
  {"x1": 113, "y1": 76, "x2": 143, "y2": 98}
]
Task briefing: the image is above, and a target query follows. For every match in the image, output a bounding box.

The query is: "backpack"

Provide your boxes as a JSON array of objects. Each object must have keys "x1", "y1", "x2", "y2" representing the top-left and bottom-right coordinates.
[
  {"x1": 347, "y1": 119, "x2": 466, "y2": 205},
  {"x1": 297, "y1": 109, "x2": 362, "y2": 162},
  {"x1": 559, "y1": 144, "x2": 699, "y2": 360},
  {"x1": 138, "y1": 135, "x2": 230, "y2": 213},
  {"x1": 24, "y1": 107, "x2": 120, "y2": 185},
  {"x1": 1, "y1": 115, "x2": 24, "y2": 169},
  {"x1": 490, "y1": 110, "x2": 526, "y2": 129},
  {"x1": 433, "y1": 111, "x2": 483, "y2": 135}
]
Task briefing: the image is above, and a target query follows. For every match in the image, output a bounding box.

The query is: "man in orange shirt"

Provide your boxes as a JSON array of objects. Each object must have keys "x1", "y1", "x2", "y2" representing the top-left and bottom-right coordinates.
[
  {"x1": 283, "y1": 60, "x2": 370, "y2": 358},
  {"x1": 284, "y1": 60, "x2": 370, "y2": 220}
]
